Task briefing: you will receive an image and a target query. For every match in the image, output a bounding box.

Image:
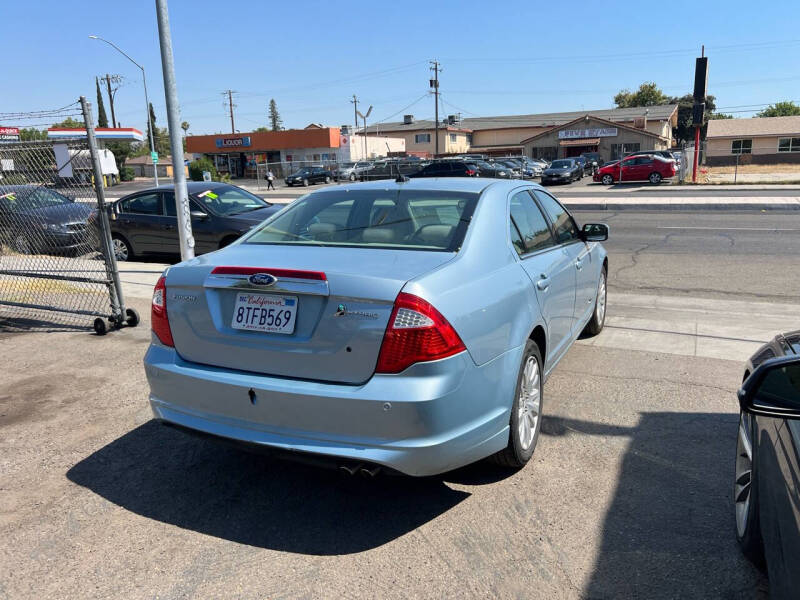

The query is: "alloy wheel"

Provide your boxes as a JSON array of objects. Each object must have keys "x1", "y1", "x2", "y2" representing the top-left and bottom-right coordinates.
[
  {"x1": 602, "y1": 174, "x2": 613, "y2": 185},
  {"x1": 596, "y1": 271, "x2": 607, "y2": 323},
  {"x1": 517, "y1": 356, "x2": 541, "y2": 451},
  {"x1": 112, "y1": 237, "x2": 129, "y2": 261},
  {"x1": 735, "y1": 413, "x2": 754, "y2": 538},
  {"x1": 649, "y1": 172, "x2": 662, "y2": 184},
  {"x1": 12, "y1": 235, "x2": 32, "y2": 254}
]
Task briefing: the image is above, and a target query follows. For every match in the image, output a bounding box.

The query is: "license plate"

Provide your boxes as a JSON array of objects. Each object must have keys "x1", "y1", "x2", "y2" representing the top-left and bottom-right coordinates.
[{"x1": 231, "y1": 293, "x2": 297, "y2": 334}]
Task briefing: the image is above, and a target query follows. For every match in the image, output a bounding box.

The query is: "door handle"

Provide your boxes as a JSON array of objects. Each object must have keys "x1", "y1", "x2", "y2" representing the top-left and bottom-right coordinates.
[
  {"x1": 575, "y1": 258, "x2": 583, "y2": 270},
  {"x1": 536, "y1": 274, "x2": 550, "y2": 292},
  {"x1": 164, "y1": 224, "x2": 175, "y2": 231}
]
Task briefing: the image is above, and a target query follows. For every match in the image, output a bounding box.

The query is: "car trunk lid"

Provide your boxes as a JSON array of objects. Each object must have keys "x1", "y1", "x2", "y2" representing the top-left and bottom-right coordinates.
[{"x1": 165, "y1": 244, "x2": 455, "y2": 384}]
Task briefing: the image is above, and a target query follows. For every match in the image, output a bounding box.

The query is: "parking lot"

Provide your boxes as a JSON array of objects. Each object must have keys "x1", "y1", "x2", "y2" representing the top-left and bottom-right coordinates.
[{"x1": 3, "y1": 208, "x2": 796, "y2": 598}]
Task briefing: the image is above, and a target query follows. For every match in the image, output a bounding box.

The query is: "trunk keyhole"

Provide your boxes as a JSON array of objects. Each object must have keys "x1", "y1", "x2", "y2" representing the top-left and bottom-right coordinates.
[
  {"x1": 346, "y1": 346, "x2": 352, "y2": 353},
  {"x1": 248, "y1": 389, "x2": 257, "y2": 405}
]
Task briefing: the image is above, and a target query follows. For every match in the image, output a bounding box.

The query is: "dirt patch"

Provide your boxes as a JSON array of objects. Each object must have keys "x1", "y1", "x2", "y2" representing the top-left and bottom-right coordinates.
[
  {"x1": 707, "y1": 163, "x2": 800, "y2": 175},
  {"x1": 0, "y1": 374, "x2": 106, "y2": 427}
]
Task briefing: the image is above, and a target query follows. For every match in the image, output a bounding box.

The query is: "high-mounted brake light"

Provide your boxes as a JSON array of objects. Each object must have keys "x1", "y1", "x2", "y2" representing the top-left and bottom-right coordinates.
[
  {"x1": 211, "y1": 266, "x2": 326, "y2": 280},
  {"x1": 151, "y1": 275, "x2": 174, "y2": 347},
  {"x1": 375, "y1": 292, "x2": 466, "y2": 374}
]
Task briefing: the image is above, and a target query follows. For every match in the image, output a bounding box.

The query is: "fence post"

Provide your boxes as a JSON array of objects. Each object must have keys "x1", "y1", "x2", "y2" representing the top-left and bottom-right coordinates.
[
  {"x1": 734, "y1": 152, "x2": 739, "y2": 184},
  {"x1": 80, "y1": 95, "x2": 126, "y2": 325}
]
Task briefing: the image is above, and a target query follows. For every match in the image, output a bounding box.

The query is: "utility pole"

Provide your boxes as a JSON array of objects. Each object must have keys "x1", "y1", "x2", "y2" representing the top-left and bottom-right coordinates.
[
  {"x1": 155, "y1": 0, "x2": 194, "y2": 261},
  {"x1": 103, "y1": 74, "x2": 122, "y2": 128},
  {"x1": 430, "y1": 60, "x2": 440, "y2": 157},
  {"x1": 350, "y1": 94, "x2": 359, "y2": 131},
  {"x1": 356, "y1": 105, "x2": 372, "y2": 160},
  {"x1": 223, "y1": 90, "x2": 237, "y2": 133}
]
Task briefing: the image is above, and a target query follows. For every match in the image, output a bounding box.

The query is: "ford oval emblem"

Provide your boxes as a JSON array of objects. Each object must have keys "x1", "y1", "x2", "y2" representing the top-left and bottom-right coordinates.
[{"x1": 248, "y1": 273, "x2": 277, "y2": 286}]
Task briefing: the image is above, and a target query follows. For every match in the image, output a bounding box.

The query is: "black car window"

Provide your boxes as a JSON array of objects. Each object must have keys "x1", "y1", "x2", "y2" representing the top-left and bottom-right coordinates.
[
  {"x1": 509, "y1": 191, "x2": 555, "y2": 254},
  {"x1": 163, "y1": 192, "x2": 205, "y2": 217},
  {"x1": 532, "y1": 190, "x2": 580, "y2": 244},
  {"x1": 120, "y1": 193, "x2": 162, "y2": 215},
  {"x1": 194, "y1": 185, "x2": 269, "y2": 216}
]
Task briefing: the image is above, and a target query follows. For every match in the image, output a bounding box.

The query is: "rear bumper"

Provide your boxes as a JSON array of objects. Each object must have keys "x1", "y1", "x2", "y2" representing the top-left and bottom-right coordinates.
[{"x1": 144, "y1": 343, "x2": 522, "y2": 476}]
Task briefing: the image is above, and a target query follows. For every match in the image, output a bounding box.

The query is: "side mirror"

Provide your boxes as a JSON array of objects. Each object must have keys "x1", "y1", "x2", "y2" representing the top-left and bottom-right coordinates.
[
  {"x1": 190, "y1": 210, "x2": 208, "y2": 220},
  {"x1": 581, "y1": 223, "x2": 608, "y2": 242},
  {"x1": 738, "y1": 356, "x2": 800, "y2": 419}
]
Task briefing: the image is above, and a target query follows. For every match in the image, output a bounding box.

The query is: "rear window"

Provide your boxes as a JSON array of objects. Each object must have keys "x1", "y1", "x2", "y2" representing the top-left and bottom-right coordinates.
[{"x1": 243, "y1": 189, "x2": 479, "y2": 251}]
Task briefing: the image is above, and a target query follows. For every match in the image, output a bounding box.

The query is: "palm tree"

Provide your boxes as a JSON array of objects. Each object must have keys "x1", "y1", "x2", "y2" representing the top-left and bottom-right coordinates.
[{"x1": 181, "y1": 121, "x2": 190, "y2": 136}]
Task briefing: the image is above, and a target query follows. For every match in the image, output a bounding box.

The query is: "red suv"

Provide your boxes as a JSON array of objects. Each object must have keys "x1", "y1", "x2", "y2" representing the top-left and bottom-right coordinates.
[{"x1": 593, "y1": 154, "x2": 676, "y2": 185}]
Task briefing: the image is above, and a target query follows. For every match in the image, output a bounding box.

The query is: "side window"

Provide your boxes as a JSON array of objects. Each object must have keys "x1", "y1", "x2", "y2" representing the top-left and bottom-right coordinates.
[
  {"x1": 509, "y1": 191, "x2": 555, "y2": 254},
  {"x1": 164, "y1": 192, "x2": 176, "y2": 217},
  {"x1": 533, "y1": 190, "x2": 580, "y2": 244},
  {"x1": 509, "y1": 219, "x2": 525, "y2": 256},
  {"x1": 120, "y1": 193, "x2": 162, "y2": 215}
]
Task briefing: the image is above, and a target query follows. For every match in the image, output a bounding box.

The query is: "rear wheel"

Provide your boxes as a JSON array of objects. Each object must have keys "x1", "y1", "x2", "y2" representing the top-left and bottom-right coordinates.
[
  {"x1": 324, "y1": 176, "x2": 331, "y2": 184},
  {"x1": 601, "y1": 174, "x2": 614, "y2": 185},
  {"x1": 303, "y1": 178, "x2": 309, "y2": 187},
  {"x1": 492, "y1": 340, "x2": 543, "y2": 469},
  {"x1": 349, "y1": 173, "x2": 356, "y2": 181},
  {"x1": 735, "y1": 412, "x2": 766, "y2": 566},
  {"x1": 649, "y1": 172, "x2": 662, "y2": 185},
  {"x1": 111, "y1": 234, "x2": 132, "y2": 262}
]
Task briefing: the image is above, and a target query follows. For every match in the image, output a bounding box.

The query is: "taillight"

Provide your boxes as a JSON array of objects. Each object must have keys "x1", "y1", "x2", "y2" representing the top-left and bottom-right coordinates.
[
  {"x1": 375, "y1": 292, "x2": 466, "y2": 374},
  {"x1": 151, "y1": 275, "x2": 174, "y2": 347},
  {"x1": 466, "y1": 169, "x2": 476, "y2": 176}
]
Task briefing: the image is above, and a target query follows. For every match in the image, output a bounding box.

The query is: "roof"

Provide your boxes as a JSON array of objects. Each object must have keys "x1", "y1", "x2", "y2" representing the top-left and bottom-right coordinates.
[
  {"x1": 367, "y1": 104, "x2": 678, "y2": 134},
  {"x1": 521, "y1": 114, "x2": 669, "y2": 143},
  {"x1": 706, "y1": 116, "x2": 800, "y2": 139},
  {"x1": 115, "y1": 181, "x2": 233, "y2": 199}
]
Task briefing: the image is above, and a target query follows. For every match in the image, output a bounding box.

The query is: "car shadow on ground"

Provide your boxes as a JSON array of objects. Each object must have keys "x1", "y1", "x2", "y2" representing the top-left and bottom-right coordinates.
[
  {"x1": 66, "y1": 420, "x2": 470, "y2": 555},
  {"x1": 541, "y1": 413, "x2": 768, "y2": 598}
]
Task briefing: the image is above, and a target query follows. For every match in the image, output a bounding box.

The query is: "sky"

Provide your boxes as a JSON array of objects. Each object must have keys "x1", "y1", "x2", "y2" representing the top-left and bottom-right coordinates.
[{"x1": 4, "y1": 0, "x2": 800, "y2": 136}]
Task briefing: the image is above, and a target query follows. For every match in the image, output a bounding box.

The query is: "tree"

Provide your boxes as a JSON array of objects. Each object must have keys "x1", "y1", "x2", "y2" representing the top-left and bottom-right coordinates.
[
  {"x1": 268, "y1": 99, "x2": 283, "y2": 131},
  {"x1": 253, "y1": 126, "x2": 269, "y2": 132},
  {"x1": 145, "y1": 102, "x2": 158, "y2": 149},
  {"x1": 51, "y1": 117, "x2": 85, "y2": 128},
  {"x1": 181, "y1": 121, "x2": 190, "y2": 136},
  {"x1": 95, "y1": 77, "x2": 109, "y2": 128},
  {"x1": 143, "y1": 102, "x2": 170, "y2": 156},
  {"x1": 19, "y1": 128, "x2": 48, "y2": 141},
  {"x1": 709, "y1": 112, "x2": 734, "y2": 120},
  {"x1": 669, "y1": 93, "x2": 719, "y2": 143},
  {"x1": 756, "y1": 101, "x2": 800, "y2": 117},
  {"x1": 613, "y1": 82, "x2": 670, "y2": 108}
]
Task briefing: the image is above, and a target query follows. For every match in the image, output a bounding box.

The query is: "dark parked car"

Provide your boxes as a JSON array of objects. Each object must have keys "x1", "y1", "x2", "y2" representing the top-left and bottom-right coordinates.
[
  {"x1": 408, "y1": 160, "x2": 479, "y2": 178},
  {"x1": 473, "y1": 160, "x2": 512, "y2": 178},
  {"x1": 580, "y1": 152, "x2": 604, "y2": 172},
  {"x1": 360, "y1": 160, "x2": 423, "y2": 181},
  {"x1": 736, "y1": 331, "x2": 800, "y2": 597},
  {"x1": 285, "y1": 167, "x2": 334, "y2": 187},
  {"x1": 0, "y1": 185, "x2": 95, "y2": 255},
  {"x1": 541, "y1": 159, "x2": 582, "y2": 185},
  {"x1": 573, "y1": 156, "x2": 589, "y2": 177},
  {"x1": 108, "y1": 182, "x2": 280, "y2": 261}
]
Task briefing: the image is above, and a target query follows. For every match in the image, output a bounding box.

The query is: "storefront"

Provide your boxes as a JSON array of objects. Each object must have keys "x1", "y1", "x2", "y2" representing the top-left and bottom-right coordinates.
[{"x1": 522, "y1": 116, "x2": 670, "y2": 163}]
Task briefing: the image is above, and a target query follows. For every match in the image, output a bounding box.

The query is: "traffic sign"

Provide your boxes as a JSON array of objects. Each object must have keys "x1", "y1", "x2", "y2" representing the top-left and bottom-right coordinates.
[{"x1": 151, "y1": 151, "x2": 158, "y2": 163}]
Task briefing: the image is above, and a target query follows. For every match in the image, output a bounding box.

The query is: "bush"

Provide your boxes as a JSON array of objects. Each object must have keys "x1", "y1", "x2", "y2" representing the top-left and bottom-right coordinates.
[
  {"x1": 188, "y1": 157, "x2": 218, "y2": 182},
  {"x1": 120, "y1": 166, "x2": 135, "y2": 181}
]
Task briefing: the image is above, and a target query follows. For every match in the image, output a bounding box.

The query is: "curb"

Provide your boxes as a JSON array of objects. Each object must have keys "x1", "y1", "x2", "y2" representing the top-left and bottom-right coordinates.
[{"x1": 562, "y1": 201, "x2": 800, "y2": 211}]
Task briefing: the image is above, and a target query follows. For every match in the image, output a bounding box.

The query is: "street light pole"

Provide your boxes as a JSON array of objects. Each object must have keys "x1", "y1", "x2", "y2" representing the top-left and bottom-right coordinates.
[{"x1": 89, "y1": 35, "x2": 159, "y2": 186}]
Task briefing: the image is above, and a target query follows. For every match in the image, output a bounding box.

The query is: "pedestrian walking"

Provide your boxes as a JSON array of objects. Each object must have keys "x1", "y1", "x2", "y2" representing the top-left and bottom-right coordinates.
[{"x1": 266, "y1": 168, "x2": 275, "y2": 190}]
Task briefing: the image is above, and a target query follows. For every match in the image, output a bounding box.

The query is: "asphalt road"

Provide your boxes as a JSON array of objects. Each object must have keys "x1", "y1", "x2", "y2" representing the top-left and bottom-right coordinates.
[{"x1": 3, "y1": 208, "x2": 794, "y2": 598}]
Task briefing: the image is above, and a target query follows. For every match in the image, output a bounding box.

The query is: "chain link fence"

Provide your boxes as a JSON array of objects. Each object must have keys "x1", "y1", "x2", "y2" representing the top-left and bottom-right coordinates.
[{"x1": 0, "y1": 99, "x2": 132, "y2": 333}]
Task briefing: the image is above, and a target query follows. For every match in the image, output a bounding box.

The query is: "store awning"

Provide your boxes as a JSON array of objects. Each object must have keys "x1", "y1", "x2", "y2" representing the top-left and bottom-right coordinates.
[{"x1": 559, "y1": 138, "x2": 600, "y2": 147}]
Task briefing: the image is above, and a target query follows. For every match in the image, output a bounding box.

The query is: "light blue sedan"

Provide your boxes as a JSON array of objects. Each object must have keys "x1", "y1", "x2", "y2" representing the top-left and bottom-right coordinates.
[{"x1": 144, "y1": 178, "x2": 608, "y2": 476}]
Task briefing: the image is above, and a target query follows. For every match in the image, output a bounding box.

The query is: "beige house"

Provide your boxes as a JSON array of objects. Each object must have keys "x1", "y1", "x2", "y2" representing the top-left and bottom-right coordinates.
[
  {"x1": 522, "y1": 115, "x2": 671, "y2": 162},
  {"x1": 706, "y1": 116, "x2": 800, "y2": 165},
  {"x1": 366, "y1": 105, "x2": 677, "y2": 161}
]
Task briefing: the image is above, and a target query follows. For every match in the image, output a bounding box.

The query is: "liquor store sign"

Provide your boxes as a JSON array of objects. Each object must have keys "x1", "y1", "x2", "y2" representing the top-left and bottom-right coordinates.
[
  {"x1": 215, "y1": 136, "x2": 252, "y2": 149},
  {"x1": 558, "y1": 127, "x2": 618, "y2": 139}
]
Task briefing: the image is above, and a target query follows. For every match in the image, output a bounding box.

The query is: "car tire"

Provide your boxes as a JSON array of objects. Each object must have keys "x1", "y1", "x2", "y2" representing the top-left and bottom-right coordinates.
[
  {"x1": 601, "y1": 174, "x2": 614, "y2": 185},
  {"x1": 349, "y1": 173, "x2": 356, "y2": 181},
  {"x1": 324, "y1": 176, "x2": 331, "y2": 184},
  {"x1": 583, "y1": 267, "x2": 607, "y2": 336},
  {"x1": 111, "y1": 234, "x2": 133, "y2": 262},
  {"x1": 492, "y1": 340, "x2": 543, "y2": 469},
  {"x1": 303, "y1": 178, "x2": 309, "y2": 187},
  {"x1": 649, "y1": 172, "x2": 662, "y2": 185},
  {"x1": 11, "y1": 234, "x2": 34, "y2": 255},
  {"x1": 735, "y1": 411, "x2": 766, "y2": 567},
  {"x1": 219, "y1": 235, "x2": 239, "y2": 249}
]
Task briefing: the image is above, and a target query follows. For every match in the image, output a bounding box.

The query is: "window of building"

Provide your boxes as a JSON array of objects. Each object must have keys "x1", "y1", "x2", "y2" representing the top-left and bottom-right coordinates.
[
  {"x1": 414, "y1": 133, "x2": 431, "y2": 144},
  {"x1": 532, "y1": 146, "x2": 558, "y2": 161},
  {"x1": 449, "y1": 134, "x2": 457, "y2": 143},
  {"x1": 778, "y1": 138, "x2": 800, "y2": 152},
  {"x1": 466, "y1": 134, "x2": 473, "y2": 145},
  {"x1": 731, "y1": 139, "x2": 752, "y2": 154}
]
